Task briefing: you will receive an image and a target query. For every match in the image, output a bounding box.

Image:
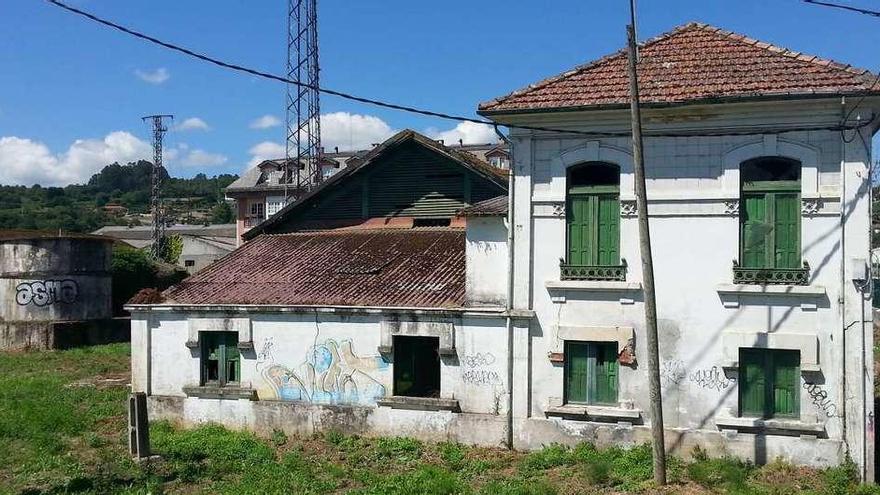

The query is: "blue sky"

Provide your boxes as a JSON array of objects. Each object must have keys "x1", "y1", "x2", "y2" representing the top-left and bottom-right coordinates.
[{"x1": 1, "y1": 0, "x2": 878, "y2": 185}]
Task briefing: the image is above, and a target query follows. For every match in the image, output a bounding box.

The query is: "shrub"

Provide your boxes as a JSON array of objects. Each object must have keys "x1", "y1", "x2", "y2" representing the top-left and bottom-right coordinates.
[
  {"x1": 686, "y1": 455, "x2": 752, "y2": 490},
  {"x1": 520, "y1": 444, "x2": 574, "y2": 472},
  {"x1": 375, "y1": 437, "x2": 423, "y2": 462}
]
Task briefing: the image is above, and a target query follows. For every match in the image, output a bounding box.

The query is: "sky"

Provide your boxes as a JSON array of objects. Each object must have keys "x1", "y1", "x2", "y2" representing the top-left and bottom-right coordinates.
[{"x1": 1, "y1": 0, "x2": 879, "y2": 186}]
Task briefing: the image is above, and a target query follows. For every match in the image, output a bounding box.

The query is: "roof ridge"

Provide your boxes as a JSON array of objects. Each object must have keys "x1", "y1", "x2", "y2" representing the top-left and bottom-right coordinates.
[{"x1": 260, "y1": 227, "x2": 464, "y2": 237}]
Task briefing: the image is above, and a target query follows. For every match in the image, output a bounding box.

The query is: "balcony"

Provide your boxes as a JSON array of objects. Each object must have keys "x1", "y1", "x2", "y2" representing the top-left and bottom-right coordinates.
[
  {"x1": 732, "y1": 260, "x2": 810, "y2": 285},
  {"x1": 559, "y1": 259, "x2": 627, "y2": 282}
]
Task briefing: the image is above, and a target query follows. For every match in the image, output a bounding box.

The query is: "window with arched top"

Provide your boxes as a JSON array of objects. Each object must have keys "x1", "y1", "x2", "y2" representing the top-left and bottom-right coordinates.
[
  {"x1": 562, "y1": 162, "x2": 625, "y2": 281},
  {"x1": 736, "y1": 157, "x2": 808, "y2": 284}
]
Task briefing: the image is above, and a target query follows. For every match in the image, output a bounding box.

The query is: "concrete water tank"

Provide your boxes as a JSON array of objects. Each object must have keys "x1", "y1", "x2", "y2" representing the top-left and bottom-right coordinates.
[{"x1": 0, "y1": 230, "x2": 117, "y2": 349}]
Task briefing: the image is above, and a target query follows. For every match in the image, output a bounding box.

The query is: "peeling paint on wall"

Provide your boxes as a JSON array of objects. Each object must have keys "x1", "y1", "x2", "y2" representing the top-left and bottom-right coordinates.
[{"x1": 257, "y1": 337, "x2": 389, "y2": 405}]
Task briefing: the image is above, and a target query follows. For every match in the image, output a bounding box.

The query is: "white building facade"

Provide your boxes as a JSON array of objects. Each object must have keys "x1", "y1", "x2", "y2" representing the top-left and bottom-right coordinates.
[{"x1": 128, "y1": 23, "x2": 878, "y2": 478}]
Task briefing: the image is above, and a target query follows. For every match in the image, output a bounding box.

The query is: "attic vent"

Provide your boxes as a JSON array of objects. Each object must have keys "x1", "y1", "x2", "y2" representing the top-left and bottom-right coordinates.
[{"x1": 335, "y1": 252, "x2": 396, "y2": 275}]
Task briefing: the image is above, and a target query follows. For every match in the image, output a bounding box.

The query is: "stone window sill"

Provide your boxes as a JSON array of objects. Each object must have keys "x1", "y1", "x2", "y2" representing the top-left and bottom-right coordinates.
[
  {"x1": 545, "y1": 280, "x2": 642, "y2": 291},
  {"x1": 182, "y1": 385, "x2": 257, "y2": 400},
  {"x1": 546, "y1": 404, "x2": 642, "y2": 422},
  {"x1": 715, "y1": 416, "x2": 825, "y2": 436},
  {"x1": 715, "y1": 284, "x2": 825, "y2": 296},
  {"x1": 376, "y1": 396, "x2": 460, "y2": 412}
]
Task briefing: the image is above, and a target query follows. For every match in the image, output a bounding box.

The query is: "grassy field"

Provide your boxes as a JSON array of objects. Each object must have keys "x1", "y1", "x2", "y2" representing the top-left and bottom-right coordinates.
[{"x1": 0, "y1": 344, "x2": 878, "y2": 494}]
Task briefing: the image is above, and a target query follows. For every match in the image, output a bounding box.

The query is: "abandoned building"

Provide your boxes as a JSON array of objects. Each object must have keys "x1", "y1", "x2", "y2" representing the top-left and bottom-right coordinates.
[
  {"x1": 224, "y1": 139, "x2": 509, "y2": 242},
  {"x1": 128, "y1": 23, "x2": 877, "y2": 479}
]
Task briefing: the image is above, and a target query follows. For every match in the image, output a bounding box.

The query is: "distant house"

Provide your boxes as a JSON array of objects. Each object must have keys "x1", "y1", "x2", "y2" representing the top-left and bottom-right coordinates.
[
  {"x1": 92, "y1": 224, "x2": 236, "y2": 274},
  {"x1": 224, "y1": 138, "x2": 509, "y2": 242},
  {"x1": 101, "y1": 203, "x2": 128, "y2": 216}
]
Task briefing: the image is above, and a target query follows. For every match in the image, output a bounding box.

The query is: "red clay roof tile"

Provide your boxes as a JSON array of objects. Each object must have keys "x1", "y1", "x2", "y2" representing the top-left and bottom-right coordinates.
[{"x1": 479, "y1": 22, "x2": 878, "y2": 113}]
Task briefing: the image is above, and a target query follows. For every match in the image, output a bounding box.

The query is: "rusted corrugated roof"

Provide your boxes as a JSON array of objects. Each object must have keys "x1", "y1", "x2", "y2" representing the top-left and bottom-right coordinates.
[
  {"x1": 458, "y1": 196, "x2": 508, "y2": 217},
  {"x1": 162, "y1": 228, "x2": 466, "y2": 308},
  {"x1": 479, "y1": 22, "x2": 878, "y2": 113}
]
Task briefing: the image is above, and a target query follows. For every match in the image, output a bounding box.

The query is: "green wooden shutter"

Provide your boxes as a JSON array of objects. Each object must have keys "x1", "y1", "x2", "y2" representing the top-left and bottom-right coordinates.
[
  {"x1": 597, "y1": 195, "x2": 620, "y2": 266},
  {"x1": 567, "y1": 195, "x2": 593, "y2": 266},
  {"x1": 222, "y1": 332, "x2": 240, "y2": 384},
  {"x1": 773, "y1": 193, "x2": 800, "y2": 269},
  {"x1": 565, "y1": 342, "x2": 589, "y2": 404},
  {"x1": 594, "y1": 342, "x2": 619, "y2": 405},
  {"x1": 739, "y1": 349, "x2": 766, "y2": 417},
  {"x1": 741, "y1": 193, "x2": 770, "y2": 269},
  {"x1": 772, "y1": 350, "x2": 799, "y2": 417}
]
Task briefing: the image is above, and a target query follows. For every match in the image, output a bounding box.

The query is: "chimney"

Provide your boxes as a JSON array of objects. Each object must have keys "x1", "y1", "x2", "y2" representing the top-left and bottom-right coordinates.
[
  {"x1": 334, "y1": 146, "x2": 339, "y2": 153},
  {"x1": 438, "y1": 139, "x2": 444, "y2": 145},
  {"x1": 458, "y1": 138, "x2": 463, "y2": 147}
]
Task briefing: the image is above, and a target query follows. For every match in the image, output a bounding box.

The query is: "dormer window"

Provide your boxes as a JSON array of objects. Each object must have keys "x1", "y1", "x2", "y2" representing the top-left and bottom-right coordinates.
[{"x1": 561, "y1": 162, "x2": 625, "y2": 281}]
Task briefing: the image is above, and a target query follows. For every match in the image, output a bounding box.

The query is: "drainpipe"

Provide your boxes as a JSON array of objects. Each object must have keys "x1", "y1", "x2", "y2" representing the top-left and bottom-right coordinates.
[
  {"x1": 496, "y1": 124, "x2": 516, "y2": 450},
  {"x1": 839, "y1": 96, "x2": 849, "y2": 459},
  {"x1": 145, "y1": 312, "x2": 152, "y2": 396}
]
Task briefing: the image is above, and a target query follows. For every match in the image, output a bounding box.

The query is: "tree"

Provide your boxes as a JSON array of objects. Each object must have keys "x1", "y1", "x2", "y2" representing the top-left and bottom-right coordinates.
[{"x1": 210, "y1": 201, "x2": 235, "y2": 224}]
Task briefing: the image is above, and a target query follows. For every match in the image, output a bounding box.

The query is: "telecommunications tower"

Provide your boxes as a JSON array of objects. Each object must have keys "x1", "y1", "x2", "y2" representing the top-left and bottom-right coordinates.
[
  {"x1": 142, "y1": 114, "x2": 173, "y2": 260},
  {"x1": 285, "y1": 0, "x2": 321, "y2": 200}
]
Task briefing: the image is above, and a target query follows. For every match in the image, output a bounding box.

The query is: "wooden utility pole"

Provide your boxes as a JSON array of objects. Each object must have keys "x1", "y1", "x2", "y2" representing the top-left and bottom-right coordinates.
[{"x1": 626, "y1": 14, "x2": 667, "y2": 486}]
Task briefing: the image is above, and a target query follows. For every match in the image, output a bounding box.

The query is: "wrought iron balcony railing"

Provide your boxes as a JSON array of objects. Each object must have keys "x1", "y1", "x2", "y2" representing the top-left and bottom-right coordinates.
[
  {"x1": 732, "y1": 260, "x2": 810, "y2": 285},
  {"x1": 559, "y1": 259, "x2": 627, "y2": 281}
]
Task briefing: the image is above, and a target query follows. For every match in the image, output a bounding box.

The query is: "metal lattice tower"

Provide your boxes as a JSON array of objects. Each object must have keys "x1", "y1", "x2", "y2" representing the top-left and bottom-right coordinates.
[
  {"x1": 142, "y1": 114, "x2": 173, "y2": 260},
  {"x1": 285, "y1": 0, "x2": 321, "y2": 200}
]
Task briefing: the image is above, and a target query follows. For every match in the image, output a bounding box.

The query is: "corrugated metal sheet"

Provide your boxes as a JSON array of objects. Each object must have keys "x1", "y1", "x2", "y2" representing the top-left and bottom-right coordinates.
[{"x1": 162, "y1": 228, "x2": 466, "y2": 308}]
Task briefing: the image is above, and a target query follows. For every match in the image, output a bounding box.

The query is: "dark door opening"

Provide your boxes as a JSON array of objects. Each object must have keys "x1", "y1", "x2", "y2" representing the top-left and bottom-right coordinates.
[{"x1": 393, "y1": 336, "x2": 441, "y2": 398}]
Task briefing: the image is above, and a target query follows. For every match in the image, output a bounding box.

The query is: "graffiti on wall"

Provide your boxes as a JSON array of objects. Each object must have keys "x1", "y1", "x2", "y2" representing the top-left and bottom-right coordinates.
[
  {"x1": 803, "y1": 382, "x2": 838, "y2": 418},
  {"x1": 15, "y1": 279, "x2": 78, "y2": 307},
  {"x1": 460, "y1": 352, "x2": 502, "y2": 386},
  {"x1": 256, "y1": 337, "x2": 388, "y2": 405},
  {"x1": 660, "y1": 360, "x2": 687, "y2": 385},
  {"x1": 689, "y1": 366, "x2": 733, "y2": 391}
]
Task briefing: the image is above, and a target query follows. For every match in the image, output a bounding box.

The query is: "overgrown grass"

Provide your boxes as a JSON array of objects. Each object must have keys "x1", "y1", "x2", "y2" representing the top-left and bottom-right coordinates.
[{"x1": 1, "y1": 344, "x2": 879, "y2": 494}]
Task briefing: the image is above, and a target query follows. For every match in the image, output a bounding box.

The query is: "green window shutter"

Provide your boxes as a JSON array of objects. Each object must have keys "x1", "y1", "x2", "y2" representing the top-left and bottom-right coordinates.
[
  {"x1": 773, "y1": 193, "x2": 800, "y2": 269},
  {"x1": 565, "y1": 342, "x2": 589, "y2": 404},
  {"x1": 739, "y1": 349, "x2": 766, "y2": 417},
  {"x1": 567, "y1": 194, "x2": 593, "y2": 265},
  {"x1": 222, "y1": 332, "x2": 240, "y2": 384},
  {"x1": 772, "y1": 350, "x2": 800, "y2": 417},
  {"x1": 596, "y1": 195, "x2": 620, "y2": 266},
  {"x1": 741, "y1": 193, "x2": 771, "y2": 269},
  {"x1": 594, "y1": 342, "x2": 619, "y2": 405}
]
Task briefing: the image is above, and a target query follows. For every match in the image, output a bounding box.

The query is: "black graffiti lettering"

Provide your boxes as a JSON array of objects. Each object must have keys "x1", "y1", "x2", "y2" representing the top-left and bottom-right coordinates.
[
  {"x1": 689, "y1": 366, "x2": 733, "y2": 391},
  {"x1": 15, "y1": 280, "x2": 79, "y2": 307},
  {"x1": 803, "y1": 382, "x2": 837, "y2": 418},
  {"x1": 461, "y1": 352, "x2": 496, "y2": 368},
  {"x1": 462, "y1": 369, "x2": 502, "y2": 386},
  {"x1": 660, "y1": 360, "x2": 686, "y2": 385}
]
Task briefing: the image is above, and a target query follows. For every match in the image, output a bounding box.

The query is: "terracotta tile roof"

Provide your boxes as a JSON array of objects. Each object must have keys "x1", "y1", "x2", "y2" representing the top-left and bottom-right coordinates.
[
  {"x1": 479, "y1": 22, "x2": 878, "y2": 113},
  {"x1": 458, "y1": 195, "x2": 508, "y2": 217},
  {"x1": 161, "y1": 228, "x2": 466, "y2": 308}
]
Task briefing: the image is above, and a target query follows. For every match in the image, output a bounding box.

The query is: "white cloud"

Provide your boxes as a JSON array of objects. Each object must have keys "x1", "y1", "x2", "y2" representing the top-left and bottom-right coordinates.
[
  {"x1": 175, "y1": 117, "x2": 210, "y2": 132},
  {"x1": 249, "y1": 114, "x2": 282, "y2": 130},
  {"x1": 320, "y1": 112, "x2": 396, "y2": 152},
  {"x1": 134, "y1": 67, "x2": 170, "y2": 85},
  {"x1": 247, "y1": 141, "x2": 286, "y2": 167},
  {"x1": 425, "y1": 121, "x2": 497, "y2": 146},
  {"x1": 180, "y1": 149, "x2": 228, "y2": 167},
  {"x1": 0, "y1": 132, "x2": 152, "y2": 186}
]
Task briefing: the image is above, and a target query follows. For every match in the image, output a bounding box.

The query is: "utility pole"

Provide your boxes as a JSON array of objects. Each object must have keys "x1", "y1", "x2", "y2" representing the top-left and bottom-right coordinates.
[
  {"x1": 142, "y1": 114, "x2": 173, "y2": 261},
  {"x1": 626, "y1": 1, "x2": 666, "y2": 485}
]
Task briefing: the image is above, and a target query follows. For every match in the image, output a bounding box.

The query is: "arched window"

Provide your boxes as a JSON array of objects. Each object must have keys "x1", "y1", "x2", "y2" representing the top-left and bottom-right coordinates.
[
  {"x1": 563, "y1": 162, "x2": 622, "y2": 279},
  {"x1": 739, "y1": 157, "x2": 803, "y2": 277}
]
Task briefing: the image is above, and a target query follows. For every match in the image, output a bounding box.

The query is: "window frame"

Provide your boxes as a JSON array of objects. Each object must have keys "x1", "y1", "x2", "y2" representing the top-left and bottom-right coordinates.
[
  {"x1": 563, "y1": 340, "x2": 619, "y2": 406},
  {"x1": 392, "y1": 335, "x2": 441, "y2": 398},
  {"x1": 562, "y1": 162, "x2": 624, "y2": 281},
  {"x1": 738, "y1": 348, "x2": 800, "y2": 420},
  {"x1": 200, "y1": 331, "x2": 241, "y2": 387}
]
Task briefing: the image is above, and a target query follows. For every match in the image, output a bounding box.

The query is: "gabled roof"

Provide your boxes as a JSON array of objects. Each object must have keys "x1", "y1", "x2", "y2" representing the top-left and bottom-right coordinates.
[
  {"x1": 479, "y1": 22, "x2": 879, "y2": 114},
  {"x1": 243, "y1": 129, "x2": 508, "y2": 240},
  {"x1": 160, "y1": 228, "x2": 466, "y2": 308}
]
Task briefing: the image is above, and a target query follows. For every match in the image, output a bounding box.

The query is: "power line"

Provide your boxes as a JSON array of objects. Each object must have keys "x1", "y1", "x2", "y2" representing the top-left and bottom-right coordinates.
[
  {"x1": 44, "y1": 0, "x2": 875, "y2": 139},
  {"x1": 803, "y1": 0, "x2": 880, "y2": 17}
]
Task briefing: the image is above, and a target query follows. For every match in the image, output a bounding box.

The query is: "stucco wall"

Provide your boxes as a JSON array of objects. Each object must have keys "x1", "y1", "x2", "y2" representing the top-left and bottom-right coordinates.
[{"x1": 465, "y1": 217, "x2": 509, "y2": 307}]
